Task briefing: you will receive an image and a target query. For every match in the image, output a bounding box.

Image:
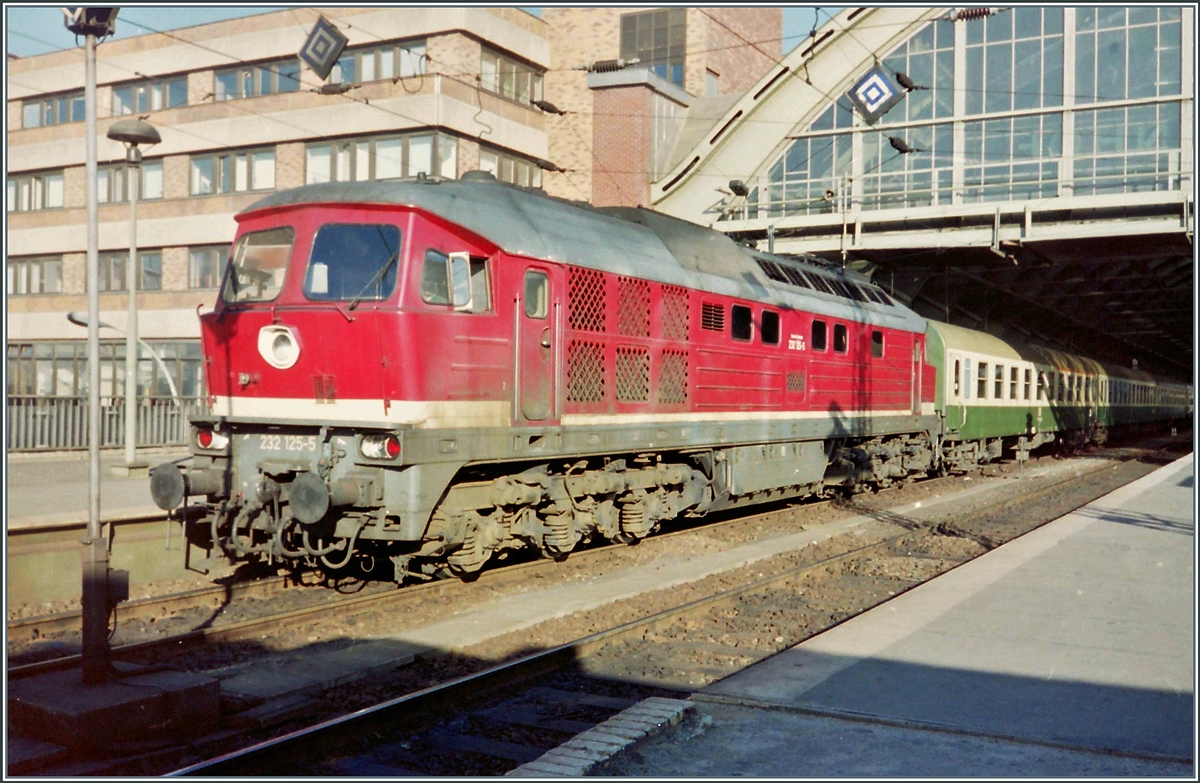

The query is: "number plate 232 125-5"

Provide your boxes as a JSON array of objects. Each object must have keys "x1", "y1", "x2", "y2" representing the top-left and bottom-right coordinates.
[{"x1": 258, "y1": 433, "x2": 317, "y2": 452}]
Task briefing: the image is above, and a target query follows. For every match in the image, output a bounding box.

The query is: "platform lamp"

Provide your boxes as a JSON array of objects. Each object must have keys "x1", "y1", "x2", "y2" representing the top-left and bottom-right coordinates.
[
  {"x1": 63, "y1": 4, "x2": 121, "y2": 685},
  {"x1": 106, "y1": 118, "x2": 161, "y2": 478}
]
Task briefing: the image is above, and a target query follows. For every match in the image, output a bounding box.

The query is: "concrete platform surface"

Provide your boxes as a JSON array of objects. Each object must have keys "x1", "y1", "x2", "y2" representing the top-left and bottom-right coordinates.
[
  {"x1": 7, "y1": 666, "x2": 220, "y2": 749},
  {"x1": 607, "y1": 454, "x2": 1195, "y2": 776},
  {"x1": 6, "y1": 451, "x2": 185, "y2": 529}
]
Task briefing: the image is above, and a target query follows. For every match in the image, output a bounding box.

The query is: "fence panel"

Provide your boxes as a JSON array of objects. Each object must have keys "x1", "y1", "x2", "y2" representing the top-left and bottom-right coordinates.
[{"x1": 6, "y1": 396, "x2": 209, "y2": 452}]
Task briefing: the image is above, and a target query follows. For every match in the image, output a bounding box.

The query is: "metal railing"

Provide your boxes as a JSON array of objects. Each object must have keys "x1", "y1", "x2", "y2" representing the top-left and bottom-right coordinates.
[{"x1": 6, "y1": 395, "x2": 208, "y2": 452}]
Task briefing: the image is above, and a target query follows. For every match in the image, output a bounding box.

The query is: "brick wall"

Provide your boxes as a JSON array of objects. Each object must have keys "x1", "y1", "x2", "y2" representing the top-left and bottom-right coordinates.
[
  {"x1": 163, "y1": 155, "x2": 189, "y2": 200},
  {"x1": 276, "y1": 142, "x2": 305, "y2": 189},
  {"x1": 702, "y1": 8, "x2": 783, "y2": 95},
  {"x1": 62, "y1": 252, "x2": 86, "y2": 295},
  {"x1": 161, "y1": 246, "x2": 190, "y2": 291},
  {"x1": 64, "y1": 166, "x2": 86, "y2": 210},
  {"x1": 590, "y1": 85, "x2": 651, "y2": 207},
  {"x1": 427, "y1": 32, "x2": 482, "y2": 81}
]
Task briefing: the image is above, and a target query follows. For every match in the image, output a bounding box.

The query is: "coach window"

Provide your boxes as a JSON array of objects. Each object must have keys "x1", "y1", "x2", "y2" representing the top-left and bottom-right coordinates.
[
  {"x1": 524, "y1": 270, "x2": 548, "y2": 318},
  {"x1": 1036, "y1": 371, "x2": 1045, "y2": 401},
  {"x1": 761, "y1": 310, "x2": 780, "y2": 345},
  {"x1": 811, "y1": 319, "x2": 827, "y2": 351},
  {"x1": 977, "y1": 362, "x2": 988, "y2": 399},
  {"x1": 1024, "y1": 369, "x2": 1031, "y2": 400},
  {"x1": 1010, "y1": 367, "x2": 1019, "y2": 399},
  {"x1": 731, "y1": 305, "x2": 753, "y2": 341},
  {"x1": 963, "y1": 359, "x2": 971, "y2": 399},
  {"x1": 833, "y1": 323, "x2": 848, "y2": 354},
  {"x1": 953, "y1": 359, "x2": 961, "y2": 397},
  {"x1": 1057, "y1": 374, "x2": 1065, "y2": 402},
  {"x1": 994, "y1": 364, "x2": 1004, "y2": 399},
  {"x1": 305, "y1": 224, "x2": 400, "y2": 303},
  {"x1": 870, "y1": 330, "x2": 884, "y2": 358}
]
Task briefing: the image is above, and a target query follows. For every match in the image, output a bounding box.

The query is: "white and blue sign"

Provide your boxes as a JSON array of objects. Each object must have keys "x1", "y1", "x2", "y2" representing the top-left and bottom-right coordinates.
[
  {"x1": 299, "y1": 16, "x2": 349, "y2": 82},
  {"x1": 847, "y1": 64, "x2": 905, "y2": 125}
]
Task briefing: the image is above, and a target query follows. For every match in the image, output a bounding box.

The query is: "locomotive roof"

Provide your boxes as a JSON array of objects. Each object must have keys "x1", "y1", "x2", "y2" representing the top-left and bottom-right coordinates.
[{"x1": 243, "y1": 176, "x2": 925, "y2": 331}]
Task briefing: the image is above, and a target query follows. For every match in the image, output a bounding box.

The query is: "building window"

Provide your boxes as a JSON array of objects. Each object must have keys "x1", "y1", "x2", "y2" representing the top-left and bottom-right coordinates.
[
  {"x1": 1075, "y1": 7, "x2": 1181, "y2": 104},
  {"x1": 884, "y1": 20, "x2": 956, "y2": 122},
  {"x1": 333, "y1": 40, "x2": 426, "y2": 84},
  {"x1": 8, "y1": 256, "x2": 63, "y2": 295},
  {"x1": 98, "y1": 160, "x2": 164, "y2": 203},
  {"x1": 1073, "y1": 102, "x2": 1182, "y2": 195},
  {"x1": 112, "y1": 76, "x2": 188, "y2": 115},
  {"x1": 7, "y1": 340, "x2": 206, "y2": 398},
  {"x1": 620, "y1": 8, "x2": 686, "y2": 87},
  {"x1": 96, "y1": 251, "x2": 162, "y2": 292},
  {"x1": 480, "y1": 48, "x2": 544, "y2": 106},
  {"x1": 479, "y1": 147, "x2": 542, "y2": 188},
  {"x1": 705, "y1": 69, "x2": 719, "y2": 97},
  {"x1": 7, "y1": 171, "x2": 65, "y2": 212},
  {"x1": 22, "y1": 91, "x2": 85, "y2": 129},
  {"x1": 189, "y1": 246, "x2": 225, "y2": 289},
  {"x1": 191, "y1": 149, "x2": 275, "y2": 195},
  {"x1": 306, "y1": 133, "x2": 457, "y2": 183},
  {"x1": 963, "y1": 113, "x2": 1062, "y2": 202},
  {"x1": 214, "y1": 58, "x2": 300, "y2": 101},
  {"x1": 965, "y1": 8, "x2": 1064, "y2": 115}
]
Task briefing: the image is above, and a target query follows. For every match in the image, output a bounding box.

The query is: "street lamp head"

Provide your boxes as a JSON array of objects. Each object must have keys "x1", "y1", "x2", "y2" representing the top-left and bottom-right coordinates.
[
  {"x1": 67, "y1": 311, "x2": 115, "y2": 331},
  {"x1": 107, "y1": 118, "x2": 160, "y2": 164},
  {"x1": 62, "y1": 7, "x2": 120, "y2": 38}
]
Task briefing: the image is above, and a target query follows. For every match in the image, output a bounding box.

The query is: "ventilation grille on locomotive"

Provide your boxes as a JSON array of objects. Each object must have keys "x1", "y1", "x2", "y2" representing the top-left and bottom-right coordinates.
[
  {"x1": 786, "y1": 371, "x2": 806, "y2": 393},
  {"x1": 658, "y1": 349, "x2": 689, "y2": 404},
  {"x1": 566, "y1": 340, "x2": 605, "y2": 402},
  {"x1": 615, "y1": 346, "x2": 650, "y2": 402},
  {"x1": 568, "y1": 267, "x2": 606, "y2": 332},
  {"x1": 617, "y1": 277, "x2": 651, "y2": 337},
  {"x1": 661, "y1": 284, "x2": 690, "y2": 341},
  {"x1": 701, "y1": 302, "x2": 725, "y2": 332}
]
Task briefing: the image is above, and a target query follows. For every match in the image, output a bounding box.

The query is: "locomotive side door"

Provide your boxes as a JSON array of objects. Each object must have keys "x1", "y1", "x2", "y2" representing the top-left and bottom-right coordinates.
[
  {"x1": 912, "y1": 335, "x2": 923, "y2": 414},
  {"x1": 517, "y1": 267, "x2": 557, "y2": 422}
]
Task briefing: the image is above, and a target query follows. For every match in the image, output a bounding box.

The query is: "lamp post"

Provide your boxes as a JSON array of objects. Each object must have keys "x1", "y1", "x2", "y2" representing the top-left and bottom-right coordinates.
[
  {"x1": 106, "y1": 118, "x2": 160, "y2": 478},
  {"x1": 63, "y1": 4, "x2": 120, "y2": 685},
  {"x1": 66, "y1": 312, "x2": 180, "y2": 402}
]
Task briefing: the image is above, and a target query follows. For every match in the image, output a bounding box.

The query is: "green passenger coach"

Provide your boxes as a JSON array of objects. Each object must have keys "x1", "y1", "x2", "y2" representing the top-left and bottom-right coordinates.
[{"x1": 925, "y1": 321, "x2": 1190, "y2": 471}]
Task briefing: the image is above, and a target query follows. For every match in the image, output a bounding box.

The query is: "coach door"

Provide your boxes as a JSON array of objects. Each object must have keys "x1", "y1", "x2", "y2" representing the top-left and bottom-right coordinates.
[{"x1": 517, "y1": 267, "x2": 557, "y2": 422}]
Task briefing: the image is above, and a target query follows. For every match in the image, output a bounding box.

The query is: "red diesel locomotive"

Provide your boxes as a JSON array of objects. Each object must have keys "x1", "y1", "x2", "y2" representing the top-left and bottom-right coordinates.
[{"x1": 151, "y1": 172, "x2": 940, "y2": 581}]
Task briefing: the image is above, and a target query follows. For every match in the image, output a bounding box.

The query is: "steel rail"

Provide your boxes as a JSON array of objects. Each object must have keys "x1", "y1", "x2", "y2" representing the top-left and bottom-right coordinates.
[
  {"x1": 6, "y1": 492, "x2": 848, "y2": 680},
  {"x1": 168, "y1": 451, "x2": 1162, "y2": 775}
]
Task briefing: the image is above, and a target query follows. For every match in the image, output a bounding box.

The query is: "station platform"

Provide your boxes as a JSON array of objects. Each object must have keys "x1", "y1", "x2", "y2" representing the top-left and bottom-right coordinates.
[
  {"x1": 5, "y1": 450, "x2": 184, "y2": 530},
  {"x1": 604, "y1": 454, "x2": 1195, "y2": 777}
]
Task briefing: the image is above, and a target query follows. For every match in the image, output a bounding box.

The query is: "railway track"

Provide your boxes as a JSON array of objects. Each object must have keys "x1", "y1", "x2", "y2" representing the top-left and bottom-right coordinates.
[
  {"x1": 6, "y1": 480, "x2": 869, "y2": 679},
  {"x1": 9, "y1": 439, "x2": 1176, "y2": 684},
  {"x1": 165, "y1": 443, "x2": 1184, "y2": 776}
]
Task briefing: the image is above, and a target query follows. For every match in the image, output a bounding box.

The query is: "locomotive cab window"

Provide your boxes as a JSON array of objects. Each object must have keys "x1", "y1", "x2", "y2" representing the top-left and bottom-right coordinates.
[
  {"x1": 305, "y1": 223, "x2": 400, "y2": 303},
  {"x1": 731, "y1": 305, "x2": 753, "y2": 342},
  {"x1": 421, "y1": 250, "x2": 490, "y2": 312},
  {"x1": 811, "y1": 319, "x2": 827, "y2": 351},
  {"x1": 523, "y1": 270, "x2": 548, "y2": 318},
  {"x1": 870, "y1": 330, "x2": 883, "y2": 358},
  {"x1": 761, "y1": 310, "x2": 780, "y2": 345},
  {"x1": 222, "y1": 226, "x2": 295, "y2": 303},
  {"x1": 833, "y1": 323, "x2": 848, "y2": 354}
]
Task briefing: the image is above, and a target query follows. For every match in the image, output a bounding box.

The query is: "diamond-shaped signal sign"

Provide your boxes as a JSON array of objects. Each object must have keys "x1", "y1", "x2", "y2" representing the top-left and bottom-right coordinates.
[
  {"x1": 846, "y1": 64, "x2": 905, "y2": 126},
  {"x1": 299, "y1": 16, "x2": 348, "y2": 81}
]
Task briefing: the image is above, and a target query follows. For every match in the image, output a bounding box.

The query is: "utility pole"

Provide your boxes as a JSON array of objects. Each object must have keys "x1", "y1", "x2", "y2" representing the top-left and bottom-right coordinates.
[{"x1": 63, "y1": 5, "x2": 121, "y2": 686}]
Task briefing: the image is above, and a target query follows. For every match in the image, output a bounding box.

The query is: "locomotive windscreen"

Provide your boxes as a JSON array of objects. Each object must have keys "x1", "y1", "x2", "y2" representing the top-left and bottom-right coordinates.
[{"x1": 222, "y1": 226, "x2": 294, "y2": 303}]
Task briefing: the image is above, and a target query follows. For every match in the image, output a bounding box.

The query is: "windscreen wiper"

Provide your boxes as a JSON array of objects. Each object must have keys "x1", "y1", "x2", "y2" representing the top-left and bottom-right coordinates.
[{"x1": 347, "y1": 250, "x2": 399, "y2": 311}]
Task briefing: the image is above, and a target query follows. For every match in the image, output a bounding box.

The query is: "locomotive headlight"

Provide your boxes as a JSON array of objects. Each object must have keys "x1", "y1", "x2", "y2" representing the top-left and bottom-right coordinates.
[
  {"x1": 258, "y1": 325, "x2": 300, "y2": 370},
  {"x1": 195, "y1": 426, "x2": 229, "y2": 451},
  {"x1": 360, "y1": 433, "x2": 401, "y2": 460}
]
